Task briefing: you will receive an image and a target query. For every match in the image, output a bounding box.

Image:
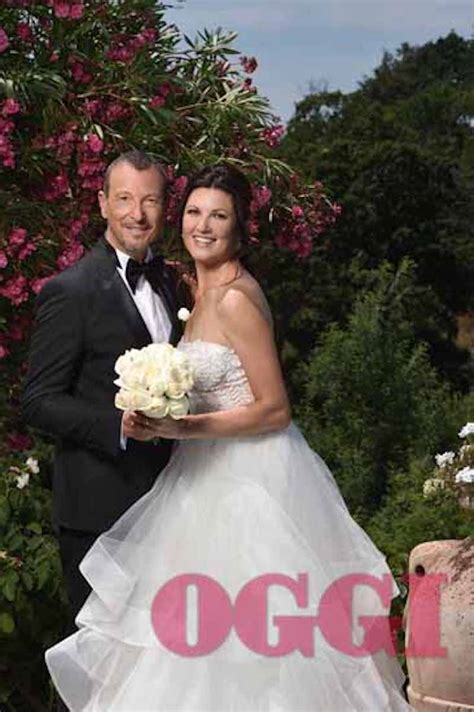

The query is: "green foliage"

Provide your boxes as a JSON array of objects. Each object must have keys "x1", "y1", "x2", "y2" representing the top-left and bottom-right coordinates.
[
  {"x1": 281, "y1": 32, "x2": 474, "y2": 390},
  {"x1": 295, "y1": 260, "x2": 462, "y2": 517},
  {"x1": 0, "y1": 445, "x2": 68, "y2": 709},
  {"x1": 366, "y1": 458, "x2": 474, "y2": 576}
]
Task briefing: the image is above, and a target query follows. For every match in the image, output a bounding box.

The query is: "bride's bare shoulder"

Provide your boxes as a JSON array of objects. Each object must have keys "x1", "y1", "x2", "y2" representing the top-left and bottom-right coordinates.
[{"x1": 216, "y1": 271, "x2": 273, "y2": 326}]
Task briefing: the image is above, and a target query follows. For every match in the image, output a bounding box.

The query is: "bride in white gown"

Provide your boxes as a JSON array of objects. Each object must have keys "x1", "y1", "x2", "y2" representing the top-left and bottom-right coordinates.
[{"x1": 45, "y1": 164, "x2": 410, "y2": 711}]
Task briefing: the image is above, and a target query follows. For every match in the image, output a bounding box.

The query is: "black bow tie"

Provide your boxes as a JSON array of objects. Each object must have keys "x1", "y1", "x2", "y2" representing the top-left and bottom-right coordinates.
[{"x1": 125, "y1": 255, "x2": 163, "y2": 293}]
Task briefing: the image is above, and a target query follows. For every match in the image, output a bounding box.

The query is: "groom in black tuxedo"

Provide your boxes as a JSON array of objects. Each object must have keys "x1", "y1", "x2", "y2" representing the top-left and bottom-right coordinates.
[{"x1": 22, "y1": 150, "x2": 183, "y2": 629}]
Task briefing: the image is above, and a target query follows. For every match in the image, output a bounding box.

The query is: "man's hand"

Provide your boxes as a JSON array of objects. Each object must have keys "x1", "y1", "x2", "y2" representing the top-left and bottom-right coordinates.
[{"x1": 122, "y1": 410, "x2": 157, "y2": 441}]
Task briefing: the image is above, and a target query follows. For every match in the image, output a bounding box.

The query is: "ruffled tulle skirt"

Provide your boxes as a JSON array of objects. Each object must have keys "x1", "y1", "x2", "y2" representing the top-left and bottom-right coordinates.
[{"x1": 45, "y1": 424, "x2": 410, "y2": 711}]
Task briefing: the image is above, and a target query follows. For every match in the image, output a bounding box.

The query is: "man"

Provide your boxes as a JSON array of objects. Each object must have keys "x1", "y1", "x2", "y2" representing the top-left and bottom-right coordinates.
[{"x1": 22, "y1": 150, "x2": 182, "y2": 628}]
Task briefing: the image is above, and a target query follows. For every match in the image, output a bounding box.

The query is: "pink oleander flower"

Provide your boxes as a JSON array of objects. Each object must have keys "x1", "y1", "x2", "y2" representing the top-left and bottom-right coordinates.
[
  {"x1": 243, "y1": 77, "x2": 256, "y2": 93},
  {"x1": 70, "y1": 3, "x2": 84, "y2": 19},
  {"x1": 292, "y1": 205, "x2": 304, "y2": 219},
  {"x1": 31, "y1": 275, "x2": 54, "y2": 294},
  {"x1": 52, "y1": 1, "x2": 83, "y2": 19},
  {"x1": 141, "y1": 28, "x2": 157, "y2": 43},
  {"x1": 16, "y1": 22, "x2": 33, "y2": 42},
  {"x1": 295, "y1": 239, "x2": 312, "y2": 258},
  {"x1": 0, "y1": 344, "x2": 9, "y2": 359},
  {"x1": 81, "y1": 175, "x2": 103, "y2": 190},
  {"x1": 68, "y1": 56, "x2": 92, "y2": 83},
  {"x1": 56, "y1": 242, "x2": 85, "y2": 270},
  {"x1": 85, "y1": 133, "x2": 104, "y2": 154},
  {"x1": 261, "y1": 124, "x2": 285, "y2": 148},
  {"x1": 248, "y1": 220, "x2": 260, "y2": 242},
  {"x1": 1, "y1": 98, "x2": 21, "y2": 117},
  {"x1": 216, "y1": 61, "x2": 230, "y2": 77},
  {"x1": 0, "y1": 125, "x2": 15, "y2": 167},
  {"x1": 252, "y1": 186, "x2": 272, "y2": 211},
  {"x1": 70, "y1": 219, "x2": 84, "y2": 237},
  {"x1": 78, "y1": 157, "x2": 105, "y2": 181},
  {"x1": 160, "y1": 82, "x2": 172, "y2": 97},
  {"x1": 82, "y1": 98, "x2": 102, "y2": 118},
  {"x1": 18, "y1": 241, "x2": 37, "y2": 260},
  {"x1": 149, "y1": 94, "x2": 166, "y2": 109},
  {"x1": 165, "y1": 174, "x2": 189, "y2": 225},
  {"x1": 43, "y1": 171, "x2": 70, "y2": 201},
  {"x1": 0, "y1": 117, "x2": 15, "y2": 134},
  {"x1": 0, "y1": 274, "x2": 29, "y2": 305},
  {"x1": 8, "y1": 227, "x2": 27, "y2": 248},
  {"x1": 0, "y1": 28, "x2": 10, "y2": 53},
  {"x1": 240, "y1": 56, "x2": 258, "y2": 74},
  {"x1": 53, "y1": 2, "x2": 70, "y2": 18},
  {"x1": 105, "y1": 101, "x2": 132, "y2": 123},
  {"x1": 7, "y1": 432, "x2": 33, "y2": 451},
  {"x1": 0, "y1": 251, "x2": 8, "y2": 268},
  {"x1": 49, "y1": 51, "x2": 60, "y2": 63}
]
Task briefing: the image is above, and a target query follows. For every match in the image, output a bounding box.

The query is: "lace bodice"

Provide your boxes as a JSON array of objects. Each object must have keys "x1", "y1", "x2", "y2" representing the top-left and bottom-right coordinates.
[{"x1": 177, "y1": 339, "x2": 254, "y2": 414}]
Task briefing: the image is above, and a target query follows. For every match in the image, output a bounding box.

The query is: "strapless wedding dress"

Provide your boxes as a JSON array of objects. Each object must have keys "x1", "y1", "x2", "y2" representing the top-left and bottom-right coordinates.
[{"x1": 45, "y1": 340, "x2": 410, "y2": 711}]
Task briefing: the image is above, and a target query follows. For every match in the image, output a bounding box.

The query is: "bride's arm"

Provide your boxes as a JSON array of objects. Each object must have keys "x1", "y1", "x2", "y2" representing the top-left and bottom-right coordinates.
[{"x1": 140, "y1": 288, "x2": 291, "y2": 439}]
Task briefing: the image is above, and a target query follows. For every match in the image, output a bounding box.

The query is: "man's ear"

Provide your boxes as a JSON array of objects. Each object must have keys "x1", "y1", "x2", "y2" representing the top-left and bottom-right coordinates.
[{"x1": 97, "y1": 190, "x2": 107, "y2": 219}]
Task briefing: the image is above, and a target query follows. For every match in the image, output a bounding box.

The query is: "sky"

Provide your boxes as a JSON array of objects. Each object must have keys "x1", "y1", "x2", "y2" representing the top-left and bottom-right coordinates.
[{"x1": 165, "y1": 0, "x2": 473, "y2": 123}]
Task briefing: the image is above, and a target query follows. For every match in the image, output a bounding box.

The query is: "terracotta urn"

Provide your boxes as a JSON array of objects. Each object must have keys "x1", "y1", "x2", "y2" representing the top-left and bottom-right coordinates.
[{"x1": 404, "y1": 537, "x2": 474, "y2": 711}]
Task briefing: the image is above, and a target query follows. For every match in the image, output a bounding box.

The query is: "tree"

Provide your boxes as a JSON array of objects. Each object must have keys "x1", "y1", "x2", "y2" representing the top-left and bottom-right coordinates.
[
  {"x1": 296, "y1": 260, "x2": 464, "y2": 519},
  {"x1": 281, "y1": 33, "x2": 474, "y2": 391}
]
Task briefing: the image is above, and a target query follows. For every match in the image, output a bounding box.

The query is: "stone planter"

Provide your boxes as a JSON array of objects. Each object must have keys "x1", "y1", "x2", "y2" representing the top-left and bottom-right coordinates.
[{"x1": 404, "y1": 537, "x2": 474, "y2": 711}]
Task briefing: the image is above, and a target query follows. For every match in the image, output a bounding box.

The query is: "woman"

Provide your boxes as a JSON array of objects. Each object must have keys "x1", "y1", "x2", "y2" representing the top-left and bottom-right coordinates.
[{"x1": 46, "y1": 165, "x2": 410, "y2": 711}]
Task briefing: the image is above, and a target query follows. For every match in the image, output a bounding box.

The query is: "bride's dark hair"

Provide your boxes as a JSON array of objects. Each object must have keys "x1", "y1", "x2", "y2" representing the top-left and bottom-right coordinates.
[{"x1": 178, "y1": 164, "x2": 252, "y2": 243}]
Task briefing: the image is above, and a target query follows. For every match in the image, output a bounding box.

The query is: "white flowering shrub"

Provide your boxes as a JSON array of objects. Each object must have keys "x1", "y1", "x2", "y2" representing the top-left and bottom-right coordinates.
[{"x1": 424, "y1": 422, "x2": 474, "y2": 507}]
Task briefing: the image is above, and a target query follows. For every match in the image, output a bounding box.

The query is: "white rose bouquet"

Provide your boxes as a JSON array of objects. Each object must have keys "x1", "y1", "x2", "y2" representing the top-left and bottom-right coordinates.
[{"x1": 114, "y1": 343, "x2": 194, "y2": 419}]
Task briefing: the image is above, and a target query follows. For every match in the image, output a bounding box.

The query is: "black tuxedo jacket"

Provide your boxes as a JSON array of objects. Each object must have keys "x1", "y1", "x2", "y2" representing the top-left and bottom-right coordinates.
[{"x1": 21, "y1": 239, "x2": 183, "y2": 534}]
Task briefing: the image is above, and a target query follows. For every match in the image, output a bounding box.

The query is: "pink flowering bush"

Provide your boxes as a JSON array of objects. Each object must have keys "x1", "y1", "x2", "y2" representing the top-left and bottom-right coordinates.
[{"x1": 0, "y1": 1, "x2": 338, "y2": 705}]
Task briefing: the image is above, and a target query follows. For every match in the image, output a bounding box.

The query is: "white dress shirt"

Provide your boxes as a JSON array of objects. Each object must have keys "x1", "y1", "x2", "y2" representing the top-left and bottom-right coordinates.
[
  {"x1": 114, "y1": 246, "x2": 172, "y2": 344},
  {"x1": 114, "y1": 246, "x2": 172, "y2": 449}
]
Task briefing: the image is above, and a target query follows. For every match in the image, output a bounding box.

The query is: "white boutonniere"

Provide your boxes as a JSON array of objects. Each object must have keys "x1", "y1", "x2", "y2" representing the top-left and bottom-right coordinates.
[{"x1": 177, "y1": 307, "x2": 191, "y2": 322}]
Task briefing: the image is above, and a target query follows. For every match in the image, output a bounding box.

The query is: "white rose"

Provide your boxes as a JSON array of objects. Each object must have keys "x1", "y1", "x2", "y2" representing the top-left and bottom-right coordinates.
[
  {"x1": 435, "y1": 451, "x2": 455, "y2": 468},
  {"x1": 114, "y1": 348, "x2": 141, "y2": 376},
  {"x1": 142, "y1": 395, "x2": 169, "y2": 419},
  {"x1": 115, "y1": 389, "x2": 154, "y2": 412},
  {"x1": 423, "y1": 478, "x2": 445, "y2": 496},
  {"x1": 115, "y1": 353, "x2": 167, "y2": 392},
  {"x1": 143, "y1": 343, "x2": 174, "y2": 368},
  {"x1": 16, "y1": 473, "x2": 30, "y2": 490},
  {"x1": 458, "y1": 422, "x2": 474, "y2": 439},
  {"x1": 25, "y1": 457, "x2": 39, "y2": 474},
  {"x1": 177, "y1": 307, "x2": 191, "y2": 322},
  {"x1": 454, "y1": 467, "x2": 474, "y2": 484},
  {"x1": 165, "y1": 383, "x2": 186, "y2": 399},
  {"x1": 170, "y1": 354, "x2": 194, "y2": 387},
  {"x1": 168, "y1": 395, "x2": 190, "y2": 419}
]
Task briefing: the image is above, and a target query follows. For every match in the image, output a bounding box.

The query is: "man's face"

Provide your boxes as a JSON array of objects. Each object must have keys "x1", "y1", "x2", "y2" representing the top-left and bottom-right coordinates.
[{"x1": 98, "y1": 162, "x2": 166, "y2": 260}]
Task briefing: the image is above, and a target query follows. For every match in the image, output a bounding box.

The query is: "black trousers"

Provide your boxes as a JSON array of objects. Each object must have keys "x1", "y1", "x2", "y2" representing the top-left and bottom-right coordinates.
[
  {"x1": 50, "y1": 527, "x2": 99, "y2": 711},
  {"x1": 58, "y1": 526, "x2": 99, "y2": 634}
]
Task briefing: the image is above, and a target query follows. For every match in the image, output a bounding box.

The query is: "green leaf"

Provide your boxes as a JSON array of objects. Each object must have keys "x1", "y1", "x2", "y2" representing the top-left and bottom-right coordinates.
[
  {"x1": 1, "y1": 571, "x2": 19, "y2": 603},
  {"x1": 21, "y1": 571, "x2": 34, "y2": 592},
  {"x1": 0, "y1": 496, "x2": 10, "y2": 529},
  {"x1": 0, "y1": 612, "x2": 15, "y2": 635},
  {"x1": 25, "y1": 522, "x2": 42, "y2": 535}
]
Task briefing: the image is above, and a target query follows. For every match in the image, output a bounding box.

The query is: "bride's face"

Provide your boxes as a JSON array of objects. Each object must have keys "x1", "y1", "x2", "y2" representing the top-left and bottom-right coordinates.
[{"x1": 182, "y1": 187, "x2": 240, "y2": 266}]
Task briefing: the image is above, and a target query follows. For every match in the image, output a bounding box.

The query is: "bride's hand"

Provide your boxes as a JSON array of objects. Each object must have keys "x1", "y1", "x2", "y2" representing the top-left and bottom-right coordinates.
[{"x1": 134, "y1": 413, "x2": 194, "y2": 439}]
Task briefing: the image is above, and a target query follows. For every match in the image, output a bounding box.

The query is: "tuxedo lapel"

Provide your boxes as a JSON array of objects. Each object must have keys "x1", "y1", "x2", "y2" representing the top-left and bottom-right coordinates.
[{"x1": 91, "y1": 241, "x2": 152, "y2": 347}]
